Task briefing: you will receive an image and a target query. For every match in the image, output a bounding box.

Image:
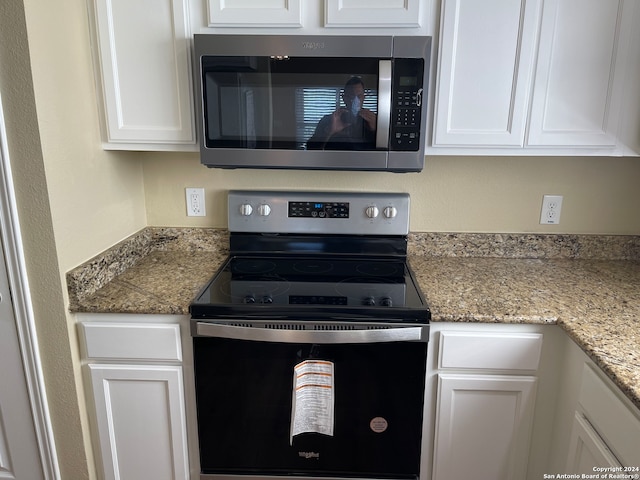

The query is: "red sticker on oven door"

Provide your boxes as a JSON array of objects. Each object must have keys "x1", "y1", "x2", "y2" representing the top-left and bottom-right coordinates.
[{"x1": 370, "y1": 417, "x2": 388, "y2": 433}]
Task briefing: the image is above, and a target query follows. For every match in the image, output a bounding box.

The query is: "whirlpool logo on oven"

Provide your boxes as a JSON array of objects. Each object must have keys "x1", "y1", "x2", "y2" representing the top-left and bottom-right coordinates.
[
  {"x1": 302, "y1": 41, "x2": 325, "y2": 50},
  {"x1": 298, "y1": 451, "x2": 320, "y2": 460}
]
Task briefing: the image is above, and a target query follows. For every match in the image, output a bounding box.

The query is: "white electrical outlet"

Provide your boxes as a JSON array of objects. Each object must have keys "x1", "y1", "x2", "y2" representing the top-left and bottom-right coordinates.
[
  {"x1": 540, "y1": 195, "x2": 563, "y2": 225},
  {"x1": 186, "y1": 188, "x2": 206, "y2": 217}
]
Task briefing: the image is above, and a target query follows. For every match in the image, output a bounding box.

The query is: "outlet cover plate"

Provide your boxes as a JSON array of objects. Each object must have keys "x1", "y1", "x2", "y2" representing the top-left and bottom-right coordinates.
[
  {"x1": 186, "y1": 188, "x2": 206, "y2": 217},
  {"x1": 540, "y1": 195, "x2": 563, "y2": 225}
]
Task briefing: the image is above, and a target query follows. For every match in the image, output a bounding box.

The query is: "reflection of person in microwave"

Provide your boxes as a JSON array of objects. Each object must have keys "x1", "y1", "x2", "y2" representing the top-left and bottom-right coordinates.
[{"x1": 306, "y1": 77, "x2": 377, "y2": 150}]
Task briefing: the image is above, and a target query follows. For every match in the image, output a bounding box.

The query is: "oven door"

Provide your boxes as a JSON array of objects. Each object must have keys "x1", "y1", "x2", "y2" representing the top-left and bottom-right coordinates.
[{"x1": 192, "y1": 322, "x2": 428, "y2": 480}]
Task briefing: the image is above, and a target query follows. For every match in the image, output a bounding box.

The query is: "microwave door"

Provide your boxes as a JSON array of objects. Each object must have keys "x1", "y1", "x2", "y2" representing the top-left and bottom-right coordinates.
[{"x1": 376, "y1": 60, "x2": 392, "y2": 150}]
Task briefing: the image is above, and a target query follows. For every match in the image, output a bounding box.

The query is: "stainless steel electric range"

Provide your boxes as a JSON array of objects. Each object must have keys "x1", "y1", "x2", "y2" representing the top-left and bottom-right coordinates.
[{"x1": 190, "y1": 191, "x2": 430, "y2": 480}]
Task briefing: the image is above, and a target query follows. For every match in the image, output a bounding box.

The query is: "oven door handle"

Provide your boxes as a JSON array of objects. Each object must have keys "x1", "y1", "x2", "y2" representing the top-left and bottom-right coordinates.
[{"x1": 195, "y1": 322, "x2": 428, "y2": 343}]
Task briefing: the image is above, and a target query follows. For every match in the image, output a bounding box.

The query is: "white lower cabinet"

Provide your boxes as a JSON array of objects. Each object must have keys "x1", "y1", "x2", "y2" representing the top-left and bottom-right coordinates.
[
  {"x1": 565, "y1": 363, "x2": 640, "y2": 470},
  {"x1": 78, "y1": 314, "x2": 194, "y2": 480},
  {"x1": 566, "y1": 412, "x2": 621, "y2": 473},
  {"x1": 424, "y1": 323, "x2": 558, "y2": 480},
  {"x1": 432, "y1": 374, "x2": 537, "y2": 480},
  {"x1": 546, "y1": 334, "x2": 640, "y2": 475},
  {"x1": 87, "y1": 364, "x2": 190, "y2": 480}
]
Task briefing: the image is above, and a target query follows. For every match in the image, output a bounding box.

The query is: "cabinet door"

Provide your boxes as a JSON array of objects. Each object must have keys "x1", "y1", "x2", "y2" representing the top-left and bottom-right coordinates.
[
  {"x1": 87, "y1": 364, "x2": 189, "y2": 480},
  {"x1": 527, "y1": 0, "x2": 633, "y2": 147},
  {"x1": 92, "y1": 0, "x2": 195, "y2": 148},
  {"x1": 432, "y1": 0, "x2": 541, "y2": 146},
  {"x1": 325, "y1": 0, "x2": 421, "y2": 27},
  {"x1": 577, "y1": 364, "x2": 640, "y2": 466},
  {"x1": 566, "y1": 412, "x2": 621, "y2": 473},
  {"x1": 432, "y1": 374, "x2": 537, "y2": 480},
  {"x1": 206, "y1": 0, "x2": 302, "y2": 27}
]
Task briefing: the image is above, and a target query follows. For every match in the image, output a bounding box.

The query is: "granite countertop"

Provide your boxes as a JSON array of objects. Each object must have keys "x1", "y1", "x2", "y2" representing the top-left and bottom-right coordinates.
[
  {"x1": 67, "y1": 228, "x2": 640, "y2": 409},
  {"x1": 410, "y1": 255, "x2": 640, "y2": 407},
  {"x1": 67, "y1": 228, "x2": 230, "y2": 315}
]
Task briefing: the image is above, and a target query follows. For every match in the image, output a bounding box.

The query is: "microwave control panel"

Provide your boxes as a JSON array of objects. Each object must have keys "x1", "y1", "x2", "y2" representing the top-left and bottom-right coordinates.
[{"x1": 390, "y1": 58, "x2": 425, "y2": 152}]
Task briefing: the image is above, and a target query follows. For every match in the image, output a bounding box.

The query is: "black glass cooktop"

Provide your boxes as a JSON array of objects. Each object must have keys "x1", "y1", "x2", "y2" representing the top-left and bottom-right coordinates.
[{"x1": 190, "y1": 255, "x2": 430, "y2": 322}]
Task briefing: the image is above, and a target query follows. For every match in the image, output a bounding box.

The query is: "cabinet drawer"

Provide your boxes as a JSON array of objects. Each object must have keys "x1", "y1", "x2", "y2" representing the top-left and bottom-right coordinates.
[
  {"x1": 81, "y1": 322, "x2": 182, "y2": 362},
  {"x1": 438, "y1": 331, "x2": 543, "y2": 371}
]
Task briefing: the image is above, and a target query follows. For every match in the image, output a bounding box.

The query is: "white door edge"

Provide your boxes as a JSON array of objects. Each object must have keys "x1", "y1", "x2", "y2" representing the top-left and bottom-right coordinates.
[{"x1": 0, "y1": 89, "x2": 61, "y2": 480}]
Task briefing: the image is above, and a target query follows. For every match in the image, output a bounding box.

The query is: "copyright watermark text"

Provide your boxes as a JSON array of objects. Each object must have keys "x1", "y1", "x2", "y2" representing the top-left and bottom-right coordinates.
[{"x1": 543, "y1": 467, "x2": 640, "y2": 479}]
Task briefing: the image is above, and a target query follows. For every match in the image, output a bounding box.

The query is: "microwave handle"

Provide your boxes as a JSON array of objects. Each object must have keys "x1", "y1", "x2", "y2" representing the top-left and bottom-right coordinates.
[
  {"x1": 376, "y1": 60, "x2": 392, "y2": 149},
  {"x1": 195, "y1": 322, "x2": 428, "y2": 344}
]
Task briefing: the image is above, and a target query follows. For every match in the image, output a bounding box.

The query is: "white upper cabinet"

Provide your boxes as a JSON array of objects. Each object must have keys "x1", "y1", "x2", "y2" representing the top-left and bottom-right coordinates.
[
  {"x1": 433, "y1": 0, "x2": 542, "y2": 147},
  {"x1": 191, "y1": 0, "x2": 435, "y2": 35},
  {"x1": 527, "y1": 0, "x2": 632, "y2": 148},
  {"x1": 206, "y1": 0, "x2": 302, "y2": 27},
  {"x1": 90, "y1": 0, "x2": 196, "y2": 150},
  {"x1": 324, "y1": 0, "x2": 422, "y2": 28},
  {"x1": 431, "y1": 0, "x2": 640, "y2": 155},
  {"x1": 204, "y1": 0, "x2": 426, "y2": 29}
]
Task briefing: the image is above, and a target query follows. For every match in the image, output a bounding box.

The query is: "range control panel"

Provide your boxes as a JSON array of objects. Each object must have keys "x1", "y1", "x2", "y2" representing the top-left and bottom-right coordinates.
[
  {"x1": 288, "y1": 202, "x2": 350, "y2": 219},
  {"x1": 228, "y1": 191, "x2": 410, "y2": 235}
]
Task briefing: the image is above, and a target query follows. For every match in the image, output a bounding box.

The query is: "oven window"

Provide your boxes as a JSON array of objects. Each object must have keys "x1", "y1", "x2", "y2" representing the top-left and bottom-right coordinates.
[
  {"x1": 202, "y1": 57, "x2": 380, "y2": 151},
  {"x1": 193, "y1": 336, "x2": 427, "y2": 478}
]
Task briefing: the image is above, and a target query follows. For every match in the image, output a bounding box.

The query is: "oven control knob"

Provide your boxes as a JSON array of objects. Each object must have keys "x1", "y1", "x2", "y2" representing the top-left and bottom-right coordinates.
[
  {"x1": 365, "y1": 206, "x2": 379, "y2": 218},
  {"x1": 383, "y1": 206, "x2": 398, "y2": 219},
  {"x1": 258, "y1": 204, "x2": 271, "y2": 216},
  {"x1": 240, "y1": 204, "x2": 253, "y2": 216},
  {"x1": 363, "y1": 297, "x2": 376, "y2": 306},
  {"x1": 380, "y1": 297, "x2": 393, "y2": 307},
  {"x1": 243, "y1": 295, "x2": 256, "y2": 304},
  {"x1": 260, "y1": 296, "x2": 273, "y2": 304}
]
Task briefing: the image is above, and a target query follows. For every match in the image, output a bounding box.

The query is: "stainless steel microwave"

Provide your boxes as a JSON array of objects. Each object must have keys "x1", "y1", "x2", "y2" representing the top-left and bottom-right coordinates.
[{"x1": 193, "y1": 34, "x2": 431, "y2": 172}]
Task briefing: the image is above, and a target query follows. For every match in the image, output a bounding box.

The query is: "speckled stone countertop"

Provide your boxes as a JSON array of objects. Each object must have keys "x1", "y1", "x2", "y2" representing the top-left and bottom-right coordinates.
[
  {"x1": 67, "y1": 228, "x2": 230, "y2": 315},
  {"x1": 67, "y1": 228, "x2": 640, "y2": 409}
]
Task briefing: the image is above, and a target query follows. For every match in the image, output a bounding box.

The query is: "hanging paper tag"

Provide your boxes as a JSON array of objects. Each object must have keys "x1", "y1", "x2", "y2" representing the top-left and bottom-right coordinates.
[{"x1": 290, "y1": 359, "x2": 335, "y2": 444}]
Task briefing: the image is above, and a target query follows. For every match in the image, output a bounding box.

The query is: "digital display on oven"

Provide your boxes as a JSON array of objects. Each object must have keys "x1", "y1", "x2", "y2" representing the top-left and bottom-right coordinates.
[{"x1": 288, "y1": 201, "x2": 350, "y2": 218}]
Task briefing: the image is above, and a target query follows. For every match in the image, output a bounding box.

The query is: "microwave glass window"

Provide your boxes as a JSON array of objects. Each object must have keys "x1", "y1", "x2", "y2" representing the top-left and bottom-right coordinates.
[
  {"x1": 202, "y1": 57, "x2": 379, "y2": 151},
  {"x1": 299, "y1": 86, "x2": 378, "y2": 150}
]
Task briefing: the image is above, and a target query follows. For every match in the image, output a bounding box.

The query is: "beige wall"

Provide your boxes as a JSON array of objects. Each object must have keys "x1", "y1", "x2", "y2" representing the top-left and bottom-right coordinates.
[
  {"x1": 142, "y1": 153, "x2": 640, "y2": 235},
  {"x1": 23, "y1": 0, "x2": 147, "y2": 271}
]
